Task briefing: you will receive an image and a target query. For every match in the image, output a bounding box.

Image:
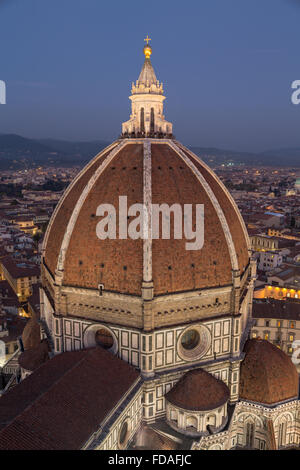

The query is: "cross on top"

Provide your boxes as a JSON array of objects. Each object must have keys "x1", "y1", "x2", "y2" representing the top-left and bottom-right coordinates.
[{"x1": 144, "y1": 35, "x2": 151, "y2": 45}]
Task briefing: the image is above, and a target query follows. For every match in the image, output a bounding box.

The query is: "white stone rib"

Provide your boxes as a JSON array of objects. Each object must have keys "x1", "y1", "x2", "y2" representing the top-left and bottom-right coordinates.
[
  {"x1": 56, "y1": 140, "x2": 128, "y2": 276},
  {"x1": 143, "y1": 140, "x2": 152, "y2": 282},
  {"x1": 168, "y1": 140, "x2": 239, "y2": 272},
  {"x1": 42, "y1": 140, "x2": 119, "y2": 258},
  {"x1": 174, "y1": 140, "x2": 251, "y2": 252}
]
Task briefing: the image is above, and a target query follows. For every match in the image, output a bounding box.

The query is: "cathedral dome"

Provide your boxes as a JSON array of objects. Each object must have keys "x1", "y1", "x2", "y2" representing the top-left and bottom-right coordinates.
[
  {"x1": 43, "y1": 40, "x2": 250, "y2": 299},
  {"x1": 43, "y1": 140, "x2": 250, "y2": 296},
  {"x1": 165, "y1": 368, "x2": 230, "y2": 411},
  {"x1": 240, "y1": 338, "x2": 299, "y2": 405},
  {"x1": 18, "y1": 340, "x2": 50, "y2": 372}
]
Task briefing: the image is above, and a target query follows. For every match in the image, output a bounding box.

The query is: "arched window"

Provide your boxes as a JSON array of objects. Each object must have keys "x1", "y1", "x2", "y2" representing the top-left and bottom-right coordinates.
[
  {"x1": 207, "y1": 414, "x2": 216, "y2": 427},
  {"x1": 150, "y1": 107, "x2": 155, "y2": 133},
  {"x1": 186, "y1": 415, "x2": 197, "y2": 430},
  {"x1": 246, "y1": 422, "x2": 254, "y2": 448},
  {"x1": 278, "y1": 422, "x2": 287, "y2": 447},
  {"x1": 118, "y1": 419, "x2": 130, "y2": 449},
  {"x1": 95, "y1": 328, "x2": 114, "y2": 349},
  {"x1": 140, "y1": 108, "x2": 145, "y2": 133},
  {"x1": 170, "y1": 409, "x2": 177, "y2": 423}
]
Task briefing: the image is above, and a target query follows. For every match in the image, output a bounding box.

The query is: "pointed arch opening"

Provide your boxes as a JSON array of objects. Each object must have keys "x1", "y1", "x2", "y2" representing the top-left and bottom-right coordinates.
[
  {"x1": 140, "y1": 108, "x2": 145, "y2": 133},
  {"x1": 150, "y1": 107, "x2": 155, "y2": 133}
]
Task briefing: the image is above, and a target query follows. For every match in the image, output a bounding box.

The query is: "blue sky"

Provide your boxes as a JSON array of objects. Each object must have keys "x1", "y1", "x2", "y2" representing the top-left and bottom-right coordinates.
[{"x1": 0, "y1": 0, "x2": 300, "y2": 151}]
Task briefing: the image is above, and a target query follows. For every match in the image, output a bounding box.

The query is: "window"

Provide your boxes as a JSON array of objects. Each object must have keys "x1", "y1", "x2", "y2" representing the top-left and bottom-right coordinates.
[
  {"x1": 187, "y1": 416, "x2": 198, "y2": 430},
  {"x1": 170, "y1": 409, "x2": 177, "y2": 423},
  {"x1": 290, "y1": 321, "x2": 295, "y2": 329},
  {"x1": 289, "y1": 333, "x2": 295, "y2": 342},
  {"x1": 207, "y1": 415, "x2": 216, "y2": 427},
  {"x1": 277, "y1": 321, "x2": 281, "y2": 328},
  {"x1": 181, "y1": 329, "x2": 200, "y2": 350},
  {"x1": 265, "y1": 320, "x2": 270, "y2": 327},
  {"x1": 150, "y1": 107, "x2": 155, "y2": 133},
  {"x1": 246, "y1": 422, "x2": 254, "y2": 448},
  {"x1": 118, "y1": 420, "x2": 130, "y2": 449},
  {"x1": 95, "y1": 329, "x2": 113, "y2": 350},
  {"x1": 178, "y1": 325, "x2": 210, "y2": 361},
  {"x1": 278, "y1": 422, "x2": 287, "y2": 447},
  {"x1": 140, "y1": 108, "x2": 145, "y2": 133},
  {"x1": 119, "y1": 422, "x2": 128, "y2": 444}
]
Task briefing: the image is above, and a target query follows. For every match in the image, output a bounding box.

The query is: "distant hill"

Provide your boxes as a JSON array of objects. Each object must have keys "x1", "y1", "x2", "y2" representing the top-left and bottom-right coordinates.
[
  {"x1": 0, "y1": 134, "x2": 299, "y2": 169},
  {"x1": 38, "y1": 138, "x2": 109, "y2": 159},
  {"x1": 0, "y1": 133, "x2": 55, "y2": 156},
  {"x1": 0, "y1": 134, "x2": 109, "y2": 169}
]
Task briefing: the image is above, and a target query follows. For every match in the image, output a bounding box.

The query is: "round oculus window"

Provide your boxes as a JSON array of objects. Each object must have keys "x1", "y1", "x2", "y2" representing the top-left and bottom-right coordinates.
[
  {"x1": 95, "y1": 328, "x2": 114, "y2": 350},
  {"x1": 181, "y1": 329, "x2": 200, "y2": 350},
  {"x1": 118, "y1": 419, "x2": 130, "y2": 449},
  {"x1": 177, "y1": 325, "x2": 211, "y2": 361}
]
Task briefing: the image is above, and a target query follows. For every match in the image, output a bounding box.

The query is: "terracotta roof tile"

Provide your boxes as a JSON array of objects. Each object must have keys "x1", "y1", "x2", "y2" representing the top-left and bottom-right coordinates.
[
  {"x1": 253, "y1": 299, "x2": 300, "y2": 321},
  {"x1": 240, "y1": 338, "x2": 299, "y2": 405},
  {"x1": 166, "y1": 368, "x2": 230, "y2": 411},
  {"x1": 44, "y1": 140, "x2": 250, "y2": 296},
  {"x1": 0, "y1": 347, "x2": 140, "y2": 449}
]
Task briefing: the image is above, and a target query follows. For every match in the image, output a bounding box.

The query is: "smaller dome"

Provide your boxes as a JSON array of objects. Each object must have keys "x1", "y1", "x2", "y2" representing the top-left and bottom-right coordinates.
[
  {"x1": 18, "y1": 340, "x2": 50, "y2": 372},
  {"x1": 240, "y1": 339, "x2": 299, "y2": 405},
  {"x1": 22, "y1": 315, "x2": 41, "y2": 351},
  {"x1": 166, "y1": 368, "x2": 230, "y2": 411}
]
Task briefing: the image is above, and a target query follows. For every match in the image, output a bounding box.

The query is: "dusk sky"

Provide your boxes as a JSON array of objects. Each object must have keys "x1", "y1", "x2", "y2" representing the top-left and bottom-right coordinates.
[{"x1": 1, "y1": 0, "x2": 300, "y2": 152}]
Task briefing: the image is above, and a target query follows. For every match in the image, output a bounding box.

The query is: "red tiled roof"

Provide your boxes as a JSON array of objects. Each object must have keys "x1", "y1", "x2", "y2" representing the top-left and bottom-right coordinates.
[
  {"x1": 0, "y1": 347, "x2": 140, "y2": 449},
  {"x1": 0, "y1": 256, "x2": 40, "y2": 279},
  {"x1": 253, "y1": 299, "x2": 300, "y2": 321}
]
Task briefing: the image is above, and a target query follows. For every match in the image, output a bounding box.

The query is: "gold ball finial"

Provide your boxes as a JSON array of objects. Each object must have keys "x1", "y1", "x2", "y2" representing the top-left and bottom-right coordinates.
[{"x1": 144, "y1": 35, "x2": 152, "y2": 59}]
